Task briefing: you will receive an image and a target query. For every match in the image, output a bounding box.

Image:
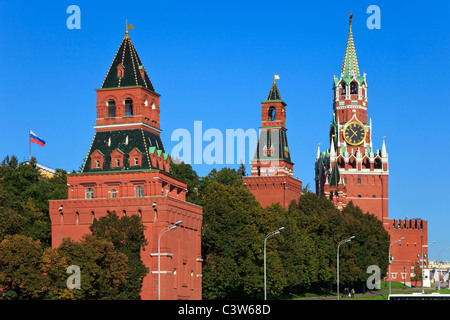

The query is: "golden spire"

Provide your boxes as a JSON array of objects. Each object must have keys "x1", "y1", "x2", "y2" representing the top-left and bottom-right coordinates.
[{"x1": 349, "y1": 11, "x2": 353, "y2": 26}]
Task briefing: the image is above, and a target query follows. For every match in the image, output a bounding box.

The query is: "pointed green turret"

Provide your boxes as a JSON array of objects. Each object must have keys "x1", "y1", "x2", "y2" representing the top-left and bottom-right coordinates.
[{"x1": 340, "y1": 12, "x2": 365, "y2": 85}]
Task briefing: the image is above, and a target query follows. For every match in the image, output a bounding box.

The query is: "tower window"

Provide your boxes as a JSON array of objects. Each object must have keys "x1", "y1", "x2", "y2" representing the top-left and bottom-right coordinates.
[
  {"x1": 85, "y1": 188, "x2": 94, "y2": 199},
  {"x1": 374, "y1": 158, "x2": 382, "y2": 169},
  {"x1": 135, "y1": 186, "x2": 144, "y2": 198},
  {"x1": 111, "y1": 189, "x2": 117, "y2": 198},
  {"x1": 107, "y1": 100, "x2": 116, "y2": 118},
  {"x1": 115, "y1": 159, "x2": 120, "y2": 167},
  {"x1": 95, "y1": 160, "x2": 100, "y2": 168},
  {"x1": 357, "y1": 178, "x2": 361, "y2": 185},
  {"x1": 341, "y1": 83, "x2": 346, "y2": 95},
  {"x1": 134, "y1": 157, "x2": 139, "y2": 165},
  {"x1": 350, "y1": 81, "x2": 358, "y2": 94},
  {"x1": 125, "y1": 98, "x2": 133, "y2": 116},
  {"x1": 268, "y1": 107, "x2": 276, "y2": 121}
]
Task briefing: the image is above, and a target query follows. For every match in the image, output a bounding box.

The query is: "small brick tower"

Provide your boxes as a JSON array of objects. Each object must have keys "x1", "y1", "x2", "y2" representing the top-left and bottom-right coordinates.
[
  {"x1": 315, "y1": 13, "x2": 428, "y2": 286},
  {"x1": 49, "y1": 27, "x2": 203, "y2": 299},
  {"x1": 243, "y1": 77, "x2": 302, "y2": 209}
]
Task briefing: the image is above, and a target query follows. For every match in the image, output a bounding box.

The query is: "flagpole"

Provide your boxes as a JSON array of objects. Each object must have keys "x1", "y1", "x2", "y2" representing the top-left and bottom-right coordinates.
[{"x1": 29, "y1": 126, "x2": 31, "y2": 162}]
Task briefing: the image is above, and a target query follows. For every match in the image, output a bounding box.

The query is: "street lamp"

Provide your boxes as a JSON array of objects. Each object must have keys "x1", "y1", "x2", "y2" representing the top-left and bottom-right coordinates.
[
  {"x1": 337, "y1": 236, "x2": 355, "y2": 300},
  {"x1": 420, "y1": 241, "x2": 435, "y2": 293},
  {"x1": 389, "y1": 237, "x2": 404, "y2": 296},
  {"x1": 438, "y1": 247, "x2": 450, "y2": 290},
  {"x1": 264, "y1": 227, "x2": 284, "y2": 300},
  {"x1": 158, "y1": 220, "x2": 182, "y2": 300}
]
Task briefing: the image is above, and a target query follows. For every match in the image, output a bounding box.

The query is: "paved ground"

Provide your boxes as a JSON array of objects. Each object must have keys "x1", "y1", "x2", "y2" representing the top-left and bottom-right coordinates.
[{"x1": 296, "y1": 287, "x2": 425, "y2": 300}]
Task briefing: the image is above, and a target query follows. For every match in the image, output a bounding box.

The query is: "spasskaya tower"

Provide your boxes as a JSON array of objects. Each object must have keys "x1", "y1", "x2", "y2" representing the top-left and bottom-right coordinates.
[
  {"x1": 315, "y1": 13, "x2": 428, "y2": 286},
  {"x1": 315, "y1": 13, "x2": 388, "y2": 222}
]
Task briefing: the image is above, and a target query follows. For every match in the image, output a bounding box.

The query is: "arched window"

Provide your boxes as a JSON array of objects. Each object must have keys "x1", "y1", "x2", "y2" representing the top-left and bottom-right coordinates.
[
  {"x1": 341, "y1": 83, "x2": 346, "y2": 95},
  {"x1": 374, "y1": 158, "x2": 382, "y2": 169},
  {"x1": 338, "y1": 157, "x2": 345, "y2": 169},
  {"x1": 125, "y1": 98, "x2": 133, "y2": 116},
  {"x1": 268, "y1": 107, "x2": 276, "y2": 121},
  {"x1": 349, "y1": 157, "x2": 356, "y2": 169},
  {"x1": 350, "y1": 82, "x2": 358, "y2": 95},
  {"x1": 85, "y1": 188, "x2": 94, "y2": 199},
  {"x1": 107, "y1": 100, "x2": 116, "y2": 118},
  {"x1": 111, "y1": 189, "x2": 117, "y2": 198},
  {"x1": 362, "y1": 158, "x2": 370, "y2": 169},
  {"x1": 135, "y1": 186, "x2": 144, "y2": 197}
]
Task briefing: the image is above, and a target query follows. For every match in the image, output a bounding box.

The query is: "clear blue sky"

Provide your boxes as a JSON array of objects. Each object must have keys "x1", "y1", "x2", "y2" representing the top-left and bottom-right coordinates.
[{"x1": 0, "y1": 1, "x2": 449, "y2": 260}]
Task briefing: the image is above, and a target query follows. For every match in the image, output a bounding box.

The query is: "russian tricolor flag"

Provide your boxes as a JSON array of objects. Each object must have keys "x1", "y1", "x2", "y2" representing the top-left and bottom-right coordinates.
[{"x1": 30, "y1": 130, "x2": 46, "y2": 147}]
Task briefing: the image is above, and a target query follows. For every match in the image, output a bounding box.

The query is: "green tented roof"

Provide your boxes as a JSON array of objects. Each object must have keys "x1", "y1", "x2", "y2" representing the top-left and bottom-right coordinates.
[
  {"x1": 82, "y1": 129, "x2": 168, "y2": 173},
  {"x1": 101, "y1": 34, "x2": 155, "y2": 91}
]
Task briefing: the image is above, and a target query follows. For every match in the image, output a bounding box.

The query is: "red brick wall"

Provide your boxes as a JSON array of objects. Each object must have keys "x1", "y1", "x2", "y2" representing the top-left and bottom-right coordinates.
[
  {"x1": 50, "y1": 171, "x2": 203, "y2": 300},
  {"x1": 243, "y1": 175, "x2": 302, "y2": 209}
]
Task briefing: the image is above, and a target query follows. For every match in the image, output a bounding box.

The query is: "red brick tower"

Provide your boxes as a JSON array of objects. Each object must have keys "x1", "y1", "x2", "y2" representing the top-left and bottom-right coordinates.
[
  {"x1": 315, "y1": 14, "x2": 388, "y2": 222},
  {"x1": 243, "y1": 77, "x2": 302, "y2": 209},
  {"x1": 315, "y1": 13, "x2": 428, "y2": 286},
  {"x1": 49, "y1": 28, "x2": 203, "y2": 299}
]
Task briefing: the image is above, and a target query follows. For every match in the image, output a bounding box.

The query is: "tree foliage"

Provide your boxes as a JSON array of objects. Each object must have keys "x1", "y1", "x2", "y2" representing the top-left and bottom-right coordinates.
[
  {"x1": 0, "y1": 156, "x2": 67, "y2": 246},
  {"x1": 90, "y1": 212, "x2": 148, "y2": 299},
  {"x1": 170, "y1": 163, "x2": 391, "y2": 299}
]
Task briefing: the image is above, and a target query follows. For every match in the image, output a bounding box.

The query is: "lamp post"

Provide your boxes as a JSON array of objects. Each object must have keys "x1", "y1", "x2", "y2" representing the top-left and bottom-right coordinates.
[
  {"x1": 158, "y1": 220, "x2": 182, "y2": 300},
  {"x1": 420, "y1": 241, "x2": 435, "y2": 293},
  {"x1": 388, "y1": 237, "x2": 404, "y2": 296},
  {"x1": 438, "y1": 247, "x2": 450, "y2": 290},
  {"x1": 264, "y1": 227, "x2": 284, "y2": 300},
  {"x1": 337, "y1": 236, "x2": 355, "y2": 300}
]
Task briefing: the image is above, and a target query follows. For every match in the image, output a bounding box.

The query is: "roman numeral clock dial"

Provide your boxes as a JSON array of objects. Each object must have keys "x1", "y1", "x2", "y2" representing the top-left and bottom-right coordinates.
[{"x1": 343, "y1": 122, "x2": 366, "y2": 146}]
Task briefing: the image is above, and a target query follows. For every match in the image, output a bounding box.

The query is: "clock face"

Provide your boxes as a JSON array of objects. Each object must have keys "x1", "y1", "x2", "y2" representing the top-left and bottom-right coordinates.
[{"x1": 343, "y1": 122, "x2": 366, "y2": 146}]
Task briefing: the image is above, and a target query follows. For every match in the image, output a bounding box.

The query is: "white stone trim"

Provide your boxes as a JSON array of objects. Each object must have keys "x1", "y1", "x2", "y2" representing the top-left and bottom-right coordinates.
[
  {"x1": 94, "y1": 122, "x2": 161, "y2": 132},
  {"x1": 150, "y1": 253, "x2": 174, "y2": 257}
]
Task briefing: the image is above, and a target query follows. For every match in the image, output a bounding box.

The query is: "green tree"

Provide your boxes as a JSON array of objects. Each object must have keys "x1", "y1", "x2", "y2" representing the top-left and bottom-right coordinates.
[
  {"x1": 90, "y1": 212, "x2": 148, "y2": 299},
  {"x1": 0, "y1": 235, "x2": 47, "y2": 299},
  {"x1": 0, "y1": 156, "x2": 68, "y2": 247},
  {"x1": 198, "y1": 171, "x2": 264, "y2": 299},
  {"x1": 169, "y1": 158, "x2": 200, "y2": 203},
  {"x1": 56, "y1": 235, "x2": 129, "y2": 300}
]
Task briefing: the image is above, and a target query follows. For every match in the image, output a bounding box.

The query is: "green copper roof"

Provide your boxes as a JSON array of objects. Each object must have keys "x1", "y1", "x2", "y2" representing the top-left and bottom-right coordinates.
[
  {"x1": 82, "y1": 129, "x2": 168, "y2": 173},
  {"x1": 341, "y1": 15, "x2": 360, "y2": 79},
  {"x1": 329, "y1": 162, "x2": 341, "y2": 187},
  {"x1": 101, "y1": 34, "x2": 155, "y2": 91},
  {"x1": 252, "y1": 128, "x2": 292, "y2": 164}
]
